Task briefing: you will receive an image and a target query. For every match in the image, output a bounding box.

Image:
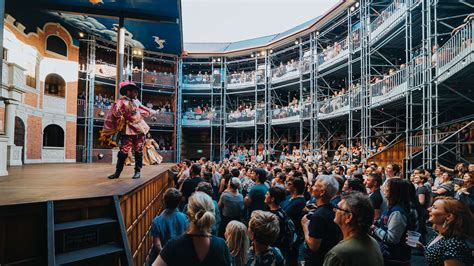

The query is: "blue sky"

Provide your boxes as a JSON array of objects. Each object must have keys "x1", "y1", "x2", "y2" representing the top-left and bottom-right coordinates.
[{"x1": 181, "y1": 0, "x2": 340, "y2": 43}]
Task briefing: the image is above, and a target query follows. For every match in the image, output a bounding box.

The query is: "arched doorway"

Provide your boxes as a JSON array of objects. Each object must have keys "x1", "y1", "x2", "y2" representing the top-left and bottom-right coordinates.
[{"x1": 14, "y1": 117, "x2": 25, "y2": 163}]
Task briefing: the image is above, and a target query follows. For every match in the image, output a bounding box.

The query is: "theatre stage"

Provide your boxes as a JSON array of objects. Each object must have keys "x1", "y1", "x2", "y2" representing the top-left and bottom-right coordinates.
[{"x1": 0, "y1": 163, "x2": 174, "y2": 206}]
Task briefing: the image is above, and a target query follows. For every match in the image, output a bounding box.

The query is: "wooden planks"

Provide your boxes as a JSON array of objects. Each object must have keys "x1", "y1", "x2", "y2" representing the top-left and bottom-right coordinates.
[{"x1": 0, "y1": 163, "x2": 173, "y2": 206}]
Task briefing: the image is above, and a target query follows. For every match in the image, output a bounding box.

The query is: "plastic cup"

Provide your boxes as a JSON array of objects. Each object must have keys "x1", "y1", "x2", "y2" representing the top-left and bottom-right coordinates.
[{"x1": 407, "y1": 230, "x2": 421, "y2": 247}]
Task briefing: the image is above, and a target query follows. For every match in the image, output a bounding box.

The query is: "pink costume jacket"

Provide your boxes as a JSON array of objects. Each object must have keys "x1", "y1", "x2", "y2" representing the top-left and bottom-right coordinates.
[{"x1": 112, "y1": 96, "x2": 151, "y2": 135}]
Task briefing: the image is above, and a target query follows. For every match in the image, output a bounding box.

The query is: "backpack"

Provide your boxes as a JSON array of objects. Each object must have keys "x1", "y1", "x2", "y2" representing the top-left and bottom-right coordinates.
[{"x1": 274, "y1": 209, "x2": 297, "y2": 251}]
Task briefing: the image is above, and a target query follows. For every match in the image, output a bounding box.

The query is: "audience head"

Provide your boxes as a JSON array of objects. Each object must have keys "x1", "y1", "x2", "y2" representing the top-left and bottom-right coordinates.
[
  {"x1": 365, "y1": 173, "x2": 382, "y2": 190},
  {"x1": 265, "y1": 186, "x2": 287, "y2": 206},
  {"x1": 428, "y1": 197, "x2": 473, "y2": 239},
  {"x1": 312, "y1": 175, "x2": 339, "y2": 202},
  {"x1": 384, "y1": 178, "x2": 411, "y2": 210},
  {"x1": 187, "y1": 192, "x2": 215, "y2": 233},
  {"x1": 196, "y1": 182, "x2": 214, "y2": 198},
  {"x1": 163, "y1": 188, "x2": 181, "y2": 209},
  {"x1": 252, "y1": 167, "x2": 267, "y2": 184},
  {"x1": 231, "y1": 168, "x2": 241, "y2": 178},
  {"x1": 225, "y1": 221, "x2": 249, "y2": 266},
  {"x1": 190, "y1": 164, "x2": 202, "y2": 177},
  {"x1": 343, "y1": 178, "x2": 367, "y2": 194},
  {"x1": 286, "y1": 176, "x2": 305, "y2": 195},
  {"x1": 334, "y1": 191, "x2": 374, "y2": 235},
  {"x1": 229, "y1": 177, "x2": 241, "y2": 190},
  {"x1": 248, "y1": 210, "x2": 280, "y2": 246}
]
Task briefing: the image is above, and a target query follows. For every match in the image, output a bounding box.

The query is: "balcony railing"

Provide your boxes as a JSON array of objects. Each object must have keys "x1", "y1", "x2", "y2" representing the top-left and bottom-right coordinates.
[
  {"x1": 370, "y1": 0, "x2": 407, "y2": 37},
  {"x1": 371, "y1": 68, "x2": 407, "y2": 98},
  {"x1": 182, "y1": 110, "x2": 220, "y2": 126},
  {"x1": 271, "y1": 60, "x2": 300, "y2": 82},
  {"x1": 318, "y1": 93, "x2": 350, "y2": 116},
  {"x1": 351, "y1": 28, "x2": 361, "y2": 50},
  {"x1": 318, "y1": 37, "x2": 349, "y2": 67},
  {"x1": 272, "y1": 106, "x2": 300, "y2": 121},
  {"x1": 226, "y1": 109, "x2": 256, "y2": 125},
  {"x1": 227, "y1": 71, "x2": 256, "y2": 88},
  {"x1": 77, "y1": 99, "x2": 174, "y2": 125},
  {"x1": 132, "y1": 71, "x2": 175, "y2": 87},
  {"x1": 437, "y1": 20, "x2": 474, "y2": 72}
]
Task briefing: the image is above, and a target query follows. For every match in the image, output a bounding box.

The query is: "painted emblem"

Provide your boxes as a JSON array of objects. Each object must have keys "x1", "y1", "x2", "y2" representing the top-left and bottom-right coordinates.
[{"x1": 153, "y1": 36, "x2": 166, "y2": 49}]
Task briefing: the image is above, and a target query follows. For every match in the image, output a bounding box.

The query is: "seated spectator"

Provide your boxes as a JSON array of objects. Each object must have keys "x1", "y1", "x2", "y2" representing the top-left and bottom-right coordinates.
[
  {"x1": 247, "y1": 211, "x2": 285, "y2": 266},
  {"x1": 411, "y1": 197, "x2": 472, "y2": 266},
  {"x1": 152, "y1": 192, "x2": 231, "y2": 266},
  {"x1": 225, "y1": 221, "x2": 249, "y2": 266},
  {"x1": 302, "y1": 175, "x2": 342, "y2": 266},
  {"x1": 324, "y1": 192, "x2": 383, "y2": 265},
  {"x1": 149, "y1": 188, "x2": 189, "y2": 265}
]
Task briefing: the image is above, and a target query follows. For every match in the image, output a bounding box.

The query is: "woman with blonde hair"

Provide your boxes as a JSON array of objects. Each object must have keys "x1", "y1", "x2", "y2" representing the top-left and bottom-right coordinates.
[
  {"x1": 225, "y1": 221, "x2": 249, "y2": 266},
  {"x1": 153, "y1": 192, "x2": 231, "y2": 266},
  {"x1": 411, "y1": 197, "x2": 472, "y2": 266}
]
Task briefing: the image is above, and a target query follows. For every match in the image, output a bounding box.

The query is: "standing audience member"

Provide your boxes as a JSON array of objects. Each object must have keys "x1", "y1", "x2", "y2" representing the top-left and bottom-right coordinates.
[
  {"x1": 324, "y1": 192, "x2": 383, "y2": 266},
  {"x1": 411, "y1": 197, "x2": 472, "y2": 266},
  {"x1": 366, "y1": 173, "x2": 385, "y2": 221},
  {"x1": 246, "y1": 211, "x2": 285, "y2": 266},
  {"x1": 153, "y1": 192, "x2": 231, "y2": 266},
  {"x1": 181, "y1": 164, "x2": 204, "y2": 204},
  {"x1": 281, "y1": 176, "x2": 306, "y2": 266},
  {"x1": 245, "y1": 168, "x2": 269, "y2": 221},
  {"x1": 218, "y1": 177, "x2": 244, "y2": 238},
  {"x1": 413, "y1": 173, "x2": 430, "y2": 243},
  {"x1": 149, "y1": 188, "x2": 189, "y2": 265},
  {"x1": 372, "y1": 178, "x2": 412, "y2": 265},
  {"x1": 264, "y1": 186, "x2": 295, "y2": 260},
  {"x1": 225, "y1": 221, "x2": 249, "y2": 266},
  {"x1": 301, "y1": 175, "x2": 342, "y2": 266}
]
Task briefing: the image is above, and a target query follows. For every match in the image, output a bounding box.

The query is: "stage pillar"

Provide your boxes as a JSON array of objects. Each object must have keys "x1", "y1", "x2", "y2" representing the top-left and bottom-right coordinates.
[
  {"x1": 0, "y1": 136, "x2": 8, "y2": 175},
  {"x1": 4, "y1": 100, "x2": 22, "y2": 166}
]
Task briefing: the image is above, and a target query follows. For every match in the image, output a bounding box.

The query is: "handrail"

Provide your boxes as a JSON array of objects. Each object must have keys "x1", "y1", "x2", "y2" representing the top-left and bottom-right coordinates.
[
  {"x1": 318, "y1": 36, "x2": 349, "y2": 66},
  {"x1": 370, "y1": 0, "x2": 407, "y2": 33},
  {"x1": 371, "y1": 68, "x2": 407, "y2": 97},
  {"x1": 437, "y1": 20, "x2": 473, "y2": 69},
  {"x1": 438, "y1": 121, "x2": 474, "y2": 144}
]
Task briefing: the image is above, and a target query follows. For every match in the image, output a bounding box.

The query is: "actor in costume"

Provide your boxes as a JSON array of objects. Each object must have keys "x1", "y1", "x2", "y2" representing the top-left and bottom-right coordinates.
[
  {"x1": 100, "y1": 81, "x2": 157, "y2": 179},
  {"x1": 143, "y1": 133, "x2": 163, "y2": 165}
]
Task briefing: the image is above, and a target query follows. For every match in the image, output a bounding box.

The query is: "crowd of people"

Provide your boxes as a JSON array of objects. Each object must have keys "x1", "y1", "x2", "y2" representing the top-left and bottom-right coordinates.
[
  {"x1": 272, "y1": 59, "x2": 299, "y2": 79},
  {"x1": 183, "y1": 105, "x2": 218, "y2": 121},
  {"x1": 184, "y1": 71, "x2": 213, "y2": 85},
  {"x1": 318, "y1": 39, "x2": 349, "y2": 65},
  {"x1": 227, "y1": 104, "x2": 258, "y2": 123},
  {"x1": 272, "y1": 96, "x2": 312, "y2": 119},
  {"x1": 228, "y1": 70, "x2": 265, "y2": 85},
  {"x1": 148, "y1": 155, "x2": 473, "y2": 266}
]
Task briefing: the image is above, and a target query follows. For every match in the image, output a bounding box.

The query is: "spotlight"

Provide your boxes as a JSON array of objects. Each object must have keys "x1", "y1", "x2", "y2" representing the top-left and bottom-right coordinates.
[
  {"x1": 295, "y1": 40, "x2": 299, "y2": 45},
  {"x1": 350, "y1": 6, "x2": 355, "y2": 11},
  {"x1": 251, "y1": 53, "x2": 255, "y2": 58},
  {"x1": 316, "y1": 31, "x2": 320, "y2": 36},
  {"x1": 260, "y1": 51, "x2": 266, "y2": 56},
  {"x1": 355, "y1": 2, "x2": 360, "y2": 8},
  {"x1": 270, "y1": 49, "x2": 273, "y2": 54},
  {"x1": 212, "y1": 59, "x2": 216, "y2": 63},
  {"x1": 79, "y1": 32, "x2": 85, "y2": 38},
  {"x1": 217, "y1": 58, "x2": 221, "y2": 62}
]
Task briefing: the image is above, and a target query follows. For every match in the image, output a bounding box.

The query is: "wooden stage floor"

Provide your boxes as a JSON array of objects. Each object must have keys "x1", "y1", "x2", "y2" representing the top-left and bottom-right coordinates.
[{"x1": 0, "y1": 163, "x2": 174, "y2": 206}]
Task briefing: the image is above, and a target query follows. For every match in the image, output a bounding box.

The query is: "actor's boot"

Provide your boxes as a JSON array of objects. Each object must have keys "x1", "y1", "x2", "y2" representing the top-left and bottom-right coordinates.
[
  {"x1": 133, "y1": 151, "x2": 143, "y2": 179},
  {"x1": 108, "y1": 151, "x2": 127, "y2": 179}
]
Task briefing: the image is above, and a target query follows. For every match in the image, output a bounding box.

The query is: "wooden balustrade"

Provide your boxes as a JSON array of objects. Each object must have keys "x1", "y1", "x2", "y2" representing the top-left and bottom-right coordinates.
[{"x1": 119, "y1": 169, "x2": 174, "y2": 266}]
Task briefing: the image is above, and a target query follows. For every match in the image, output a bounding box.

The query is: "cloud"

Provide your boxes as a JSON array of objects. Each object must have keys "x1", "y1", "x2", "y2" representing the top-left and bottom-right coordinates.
[{"x1": 50, "y1": 12, "x2": 144, "y2": 49}]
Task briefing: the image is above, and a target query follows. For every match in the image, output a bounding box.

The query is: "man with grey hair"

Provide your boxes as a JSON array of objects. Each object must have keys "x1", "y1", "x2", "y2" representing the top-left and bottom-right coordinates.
[
  {"x1": 324, "y1": 191, "x2": 383, "y2": 265},
  {"x1": 301, "y1": 175, "x2": 342, "y2": 266}
]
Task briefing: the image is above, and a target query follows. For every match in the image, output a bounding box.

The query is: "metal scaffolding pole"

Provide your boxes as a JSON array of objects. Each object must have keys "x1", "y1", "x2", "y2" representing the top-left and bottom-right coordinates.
[
  {"x1": 348, "y1": 8, "x2": 354, "y2": 163},
  {"x1": 309, "y1": 32, "x2": 315, "y2": 154},
  {"x1": 265, "y1": 52, "x2": 271, "y2": 160},
  {"x1": 405, "y1": 1, "x2": 413, "y2": 175},
  {"x1": 299, "y1": 37, "x2": 304, "y2": 155},
  {"x1": 85, "y1": 36, "x2": 96, "y2": 163},
  {"x1": 221, "y1": 58, "x2": 228, "y2": 161},
  {"x1": 176, "y1": 59, "x2": 183, "y2": 162}
]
